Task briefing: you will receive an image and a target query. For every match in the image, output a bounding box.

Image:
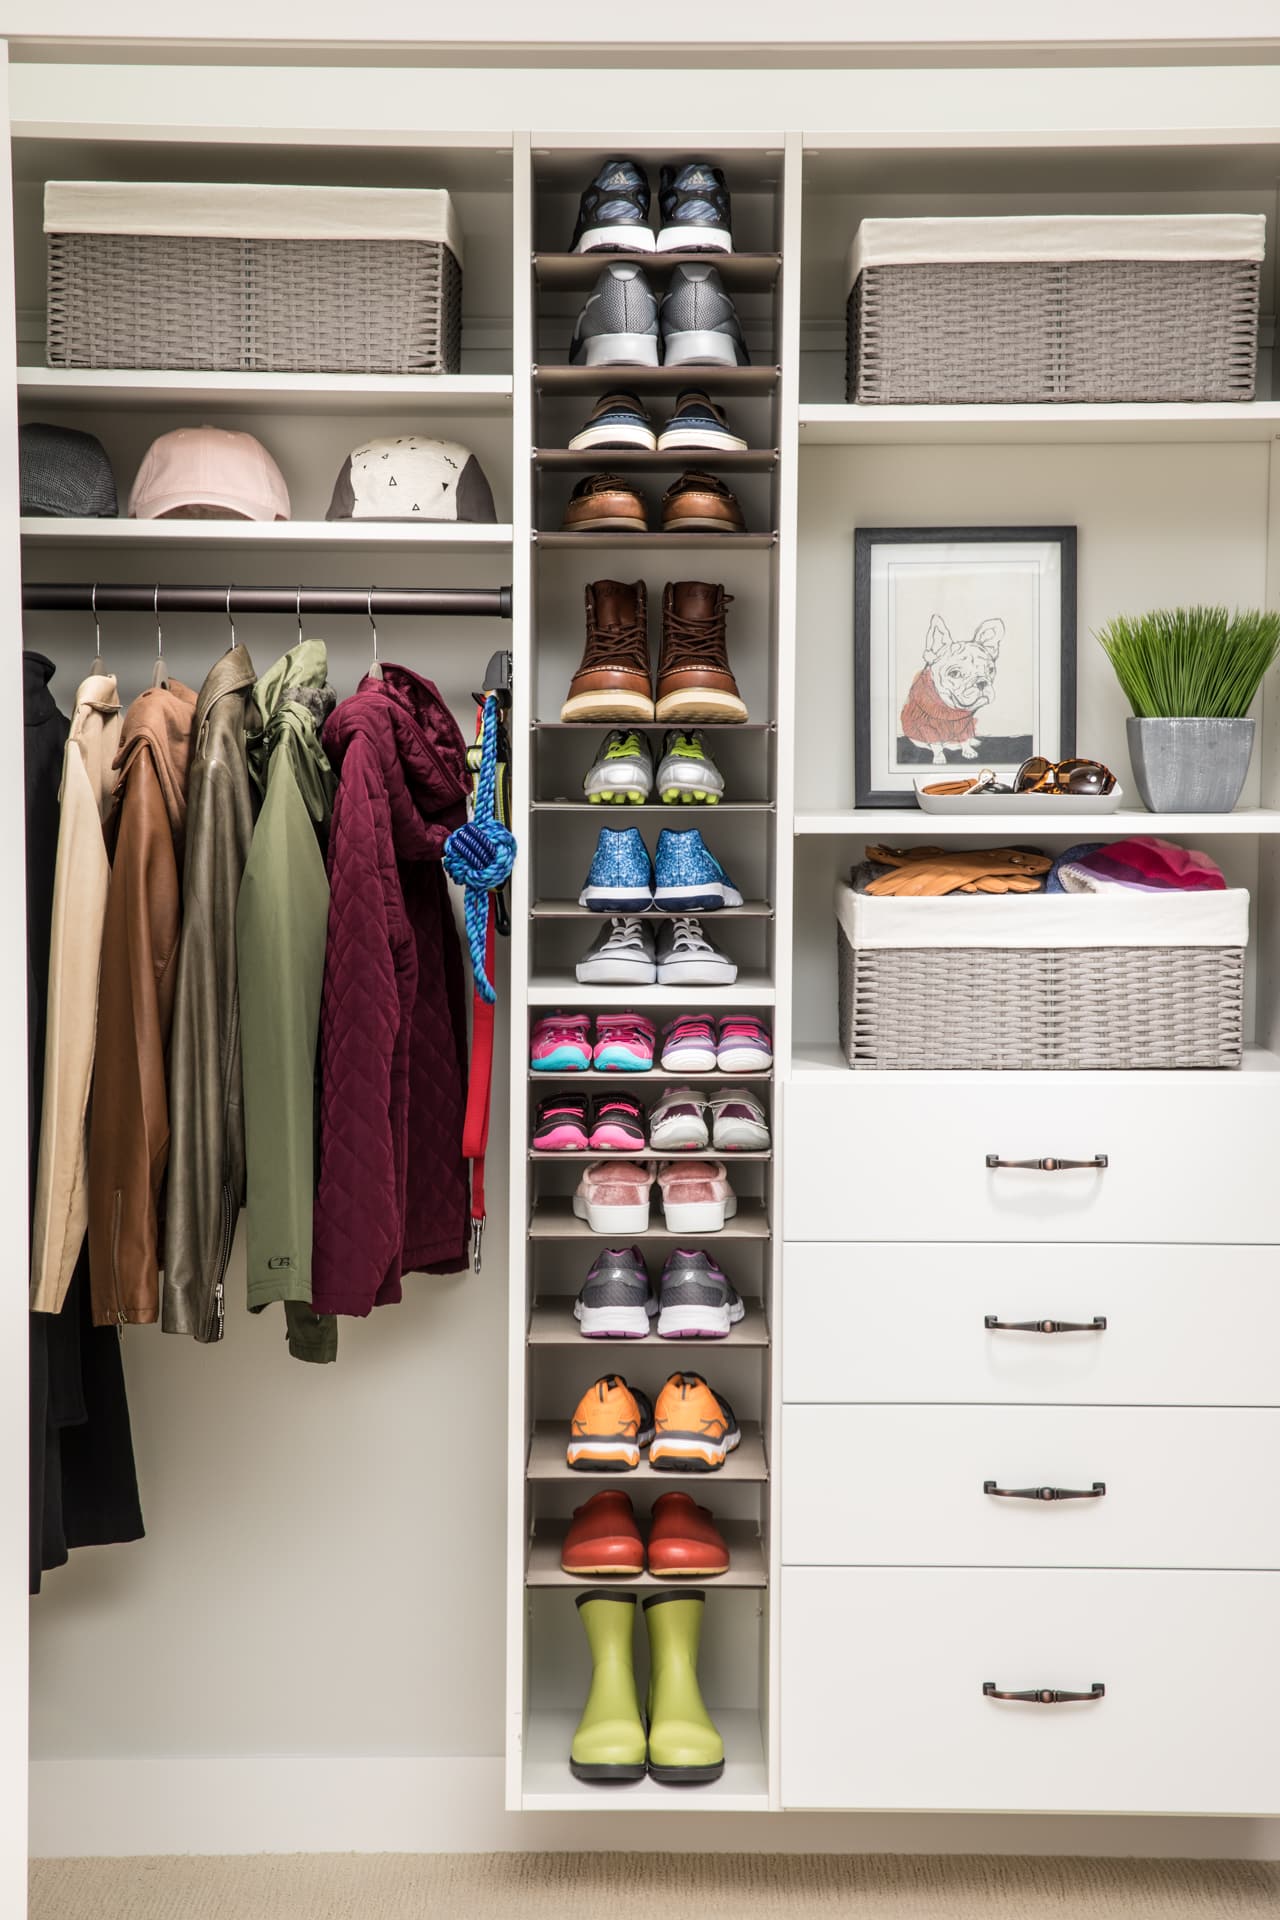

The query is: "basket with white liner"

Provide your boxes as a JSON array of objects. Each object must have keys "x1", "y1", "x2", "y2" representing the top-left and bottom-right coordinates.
[
  {"x1": 845, "y1": 213, "x2": 1264, "y2": 405},
  {"x1": 836, "y1": 879, "x2": 1248, "y2": 1071},
  {"x1": 45, "y1": 181, "x2": 464, "y2": 374}
]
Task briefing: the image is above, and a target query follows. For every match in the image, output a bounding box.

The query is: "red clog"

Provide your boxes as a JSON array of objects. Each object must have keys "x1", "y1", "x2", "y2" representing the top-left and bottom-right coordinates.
[
  {"x1": 560, "y1": 1490, "x2": 645, "y2": 1576},
  {"x1": 646, "y1": 1490, "x2": 730, "y2": 1578}
]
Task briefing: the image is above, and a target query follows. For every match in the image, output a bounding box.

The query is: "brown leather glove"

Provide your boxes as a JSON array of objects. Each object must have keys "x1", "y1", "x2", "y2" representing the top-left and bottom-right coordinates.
[{"x1": 864, "y1": 846, "x2": 1051, "y2": 897}]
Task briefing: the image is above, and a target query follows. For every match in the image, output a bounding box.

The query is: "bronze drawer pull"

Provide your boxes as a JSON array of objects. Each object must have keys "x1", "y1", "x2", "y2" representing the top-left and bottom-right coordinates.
[
  {"x1": 984, "y1": 1481, "x2": 1106, "y2": 1501},
  {"x1": 985, "y1": 1154, "x2": 1108, "y2": 1172},
  {"x1": 984, "y1": 1682, "x2": 1105, "y2": 1704},
  {"x1": 985, "y1": 1316, "x2": 1107, "y2": 1334}
]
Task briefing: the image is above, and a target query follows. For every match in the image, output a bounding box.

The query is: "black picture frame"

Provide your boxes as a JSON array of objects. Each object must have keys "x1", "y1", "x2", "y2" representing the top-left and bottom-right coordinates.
[{"x1": 853, "y1": 525, "x2": 1078, "y2": 809}]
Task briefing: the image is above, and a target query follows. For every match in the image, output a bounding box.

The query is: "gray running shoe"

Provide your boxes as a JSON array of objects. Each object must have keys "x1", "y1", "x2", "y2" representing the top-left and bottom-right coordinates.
[
  {"x1": 655, "y1": 915, "x2": 738, "y2": 986},
  {"x1": 576, "y1": 915, "x2": 658, "y2": 986},
  {"x1": 659, "y1": 264, "x2": 750, "y2": 368},
  {"x1": 584, "y1": 728, "x2": 655, "y2": 804},
  {"x1": 569, "y1": 264, "x2": 660, "y2": 369},
  {"x1": 574, "y1": 1246, "x2": 658, "y2": 1339},
  {"x1": 656, "y1": 729, "x2": 724, "y2": 805},
  {"x1": 656, "y1": 1249, "x2": 744, "y2": 1340}
]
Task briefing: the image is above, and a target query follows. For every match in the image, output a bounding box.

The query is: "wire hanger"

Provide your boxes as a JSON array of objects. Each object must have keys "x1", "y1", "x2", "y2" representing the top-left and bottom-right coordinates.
[
  {"x1": 89, "y1": 583, "x2": 107, "y2": 676},
  {"x1": 151, "y1": 585, "x2": 169, "y2": 689},
  {"x1": 367, "y1": 586, "x2": 383, "y2": 682},
  {"x1": 296, "y1": 585, "x2": 304, "y2": 647},
  {"x1": 225, "y1": 584, "x2": 237, "y2": 653}
]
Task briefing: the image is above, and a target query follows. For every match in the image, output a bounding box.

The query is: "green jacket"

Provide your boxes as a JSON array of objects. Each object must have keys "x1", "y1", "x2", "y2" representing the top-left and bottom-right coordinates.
[{"x1": 236, "y1": 641, "x2": 338, "y2": 1365}]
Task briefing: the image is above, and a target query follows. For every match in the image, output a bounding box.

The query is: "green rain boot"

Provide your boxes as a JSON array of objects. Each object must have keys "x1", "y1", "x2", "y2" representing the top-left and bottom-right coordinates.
[
  {"x1": 643, "y1": 1589, "x2": 725, "y2": 1785},
  {"x1": 570, "y1": 1592, "x2": 647, "y2": 1783}
]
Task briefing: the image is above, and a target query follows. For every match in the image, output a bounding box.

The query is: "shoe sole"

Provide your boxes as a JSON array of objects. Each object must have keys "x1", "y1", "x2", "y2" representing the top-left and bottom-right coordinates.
[
  {"x1": 532, "y1": 1125, "x2": 591, "y2": 1151},
  {"x1": 656, "y1": 960, "x2": 738, "y2": 986},
  {"x1": 656, "y1": 427, "x2": 748, "y2": 453},
  {"x1": 575, "y1": 1303, "x2": 654, "y2": 1338},
  {"x1": 656, "y1": 764, "x2": 724, "y2": 802},
  {"x1": 593, "y1": 1051, "x2": 654, "y2": 1072},
  {"x1": 571, "y1": 1760, "x2": 648, "y2": 1783},
  {"x1": 579, "y1": 886, "x2": 655, "y2": 912},
  {"x1": 575, "y1": 227, "x2": 657, "y2": 254},
  {"x1": 566, "y1": 1439, "x2": 641, "y2": 1470},
  {"x1": 656, "y1": 227, "x2": 733, "y2": 254},
  {"x1": 561, "y1": 690, "x2": 656, "y2": 724},
  {"x1": 562, "y1": 1558, "x2": 646, "y2": 1576},
  {"x1": 531, "y1": 1048, "x2": 592, "y2": 1072},
  {"x1": 716, "y1": 1046, "x2": 773, "y2": 1074},
  {"x1": 576, "y1": 959, "x2": 658, "y2": 984},
  {"x1": 646, "y1": 1759, "x2": 726, "y2": 1784},
  {"x1": 661, "y1": 331, "x2": 743, "y2": 367},
  {"x1": 711, "y1": 1119, "x2": 770, "y2": 1151},
  {"x1": 564, "y1": 514, "x2": 650, "y2": 534},
  {"x1": 648, "y1": 1122, "x2": 711, "y2": 1152},
  {"x1": 569, "y1": 423, "x2": 658, "y2": 452},
  {"x1": 659, "y1": 789, "x2": 719, "y2": 804},
  {"x1": 661, "y1": 1199, "x2": 730, "y2": 1233},
  {"x1": 660, "y1": 1046, "x2": 717, "y2": 1073},
  {"x1": 579, "y1": 333, "x2": 661, "y2": 367},
  {"x1": 656, "y1": 1305, "x2": 731, "y2": 1338},
  {"x1": 652, "y1": 884, "x2": 743, "y2": 911},
  {"x1": 655, "y1": 688, "x2": 749, "y2": 725},
  {"x1": 649, "y1": 1425, "x2": 741, "y2": 1471},
  {"x1": 661, "y1": 515, "x2": 748, "y2": 534},
  {"x1": 590, "y1": 1128, "x2": 648, "y2": 1153},
  {"x1": 646, "y1": 1561, "x2": 729, "y2": 1577},
  {"x1": 573, "y1": 1196, "x2": 651, "y2": 1234}
]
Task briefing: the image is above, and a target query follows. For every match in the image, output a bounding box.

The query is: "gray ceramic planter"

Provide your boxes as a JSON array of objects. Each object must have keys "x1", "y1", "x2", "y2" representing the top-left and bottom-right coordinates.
[{"x1": 1126, "y1": 715, "x2": 1256, "y2": 813}]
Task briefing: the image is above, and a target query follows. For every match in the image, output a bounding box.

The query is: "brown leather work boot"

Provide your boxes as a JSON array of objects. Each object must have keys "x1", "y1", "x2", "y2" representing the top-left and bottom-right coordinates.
[
  {"x1": 560, "y1": 579, "x2": 655, "y2": 723},
  {"x1": 655, "y1": 581, "x2": 748, "y2": 724},
  {"x1": 660, "y1": 470, "x2": 745, "y2": 534}
]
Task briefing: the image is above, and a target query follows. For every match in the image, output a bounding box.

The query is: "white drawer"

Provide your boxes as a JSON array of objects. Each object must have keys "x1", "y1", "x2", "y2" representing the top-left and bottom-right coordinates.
[
  {"x1": 781, "y1": 1406, "x2": 1280, "y2": 1568},
  {"x1": 782, "y1": 1069, "x2": 1280, "y2": 1243},
  {"x1": 782, "y1": 1243, "x2": 1280, "y2": 1406},
  {"x1": 780, "y1": 1568, "x2": 1280, "y2": 1813}
]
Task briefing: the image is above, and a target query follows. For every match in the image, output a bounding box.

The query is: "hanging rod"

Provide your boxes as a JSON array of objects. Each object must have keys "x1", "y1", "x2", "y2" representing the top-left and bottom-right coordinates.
[{"x1": 22, "y1": 582, "x2": 512, "y2": 621}]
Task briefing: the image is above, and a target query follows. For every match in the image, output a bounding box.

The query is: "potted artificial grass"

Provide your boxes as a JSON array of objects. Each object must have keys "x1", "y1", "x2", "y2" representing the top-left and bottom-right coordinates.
[{"x1": 1095, "y1": 605, "x2": 1280, "y2": 812}]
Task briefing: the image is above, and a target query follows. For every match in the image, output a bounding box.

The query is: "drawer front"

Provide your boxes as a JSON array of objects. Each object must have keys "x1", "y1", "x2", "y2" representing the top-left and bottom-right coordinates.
[
  {"x1": 782, "y1": 1242, "x2": 1280, "y2": 1407},
  {"x1": 781, "y1": 1406, "x2": 1280, "y2": 1568},
  {"x1": 782, "y1": 1072, "x2": 1280, "y2": 1244},
  {"x1": 780, "y1": 1568, "x2": 1280, "y2": 1813}
]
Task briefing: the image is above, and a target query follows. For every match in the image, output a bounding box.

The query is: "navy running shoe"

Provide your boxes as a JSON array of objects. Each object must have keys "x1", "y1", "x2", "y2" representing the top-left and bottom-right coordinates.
[
  {"x1": 657, "y1": 390, "x2": 748, "y2": 454},
  {"x1": 570, "y1": 157, "x2": 655, "y2": 254},
  {"x1": 657, "y1": 159, "x2": 733, "y2": 254},
  {"x1": 569, "y1": 391, "x2": 658, "y2": 452}
]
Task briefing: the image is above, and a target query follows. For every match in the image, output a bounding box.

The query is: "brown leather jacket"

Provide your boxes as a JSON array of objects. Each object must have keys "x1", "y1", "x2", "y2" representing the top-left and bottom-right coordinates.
[{"x1": 88, "y1": 680, "x2": 196, "y2": 1326}]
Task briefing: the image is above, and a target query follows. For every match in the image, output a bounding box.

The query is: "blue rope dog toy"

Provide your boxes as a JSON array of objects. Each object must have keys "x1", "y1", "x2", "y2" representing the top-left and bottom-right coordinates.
[{"x1": 443, "y1": 692, "x2": 516, "y2": 1003}]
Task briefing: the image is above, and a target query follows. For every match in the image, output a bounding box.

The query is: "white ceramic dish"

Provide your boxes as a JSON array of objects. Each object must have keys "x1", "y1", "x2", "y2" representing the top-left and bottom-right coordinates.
[{"x1": 913, "y1": 779, "x2": 1125, "y2": 816}]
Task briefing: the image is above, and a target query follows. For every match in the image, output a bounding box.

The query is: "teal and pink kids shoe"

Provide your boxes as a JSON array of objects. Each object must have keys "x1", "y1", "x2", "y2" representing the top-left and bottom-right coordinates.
[
  {"x1": 530, "y1": 1013, "x2": 594, "y2": 1073},
  {"x1": 594, "y1": 1012, "x2": 656, "y2": 1072}
]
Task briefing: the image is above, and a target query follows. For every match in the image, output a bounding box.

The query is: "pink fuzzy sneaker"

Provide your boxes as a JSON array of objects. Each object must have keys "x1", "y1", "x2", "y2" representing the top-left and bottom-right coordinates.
[
  {"x1": 573, "y1": 1160, "x2": 655, "y2": 1234},
  {"x1": 657, "y1": 1159, "x2": 737, "y2": 1233}
]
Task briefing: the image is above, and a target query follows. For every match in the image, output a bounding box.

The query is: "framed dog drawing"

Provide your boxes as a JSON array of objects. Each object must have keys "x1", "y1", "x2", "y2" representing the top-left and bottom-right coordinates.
[{"x1": 853, "y1": 526, "x2": 1077, "y2": 808}]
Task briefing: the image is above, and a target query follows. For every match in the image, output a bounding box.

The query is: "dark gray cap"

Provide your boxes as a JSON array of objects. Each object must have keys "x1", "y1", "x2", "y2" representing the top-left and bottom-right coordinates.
[{"x1": 20, "y1": 422, "x2": 118, "y2": 518}]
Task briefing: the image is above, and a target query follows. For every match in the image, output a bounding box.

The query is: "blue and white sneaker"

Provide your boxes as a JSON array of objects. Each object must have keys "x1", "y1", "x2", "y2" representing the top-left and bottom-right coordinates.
[
  {"x1": 657, "y1": 160, "x2": 734, "y2": 254},
  {"x1": 570, "y1": 264, "x2": 660, "y2": 369},
  {"x1": 653, "y1": 829, "x2": 743, "y2": 912},
  {"x1": 570, "y1": 158, "x2": 655, "y2": 255},
  {"x1": 659, "y1": 265, "x2": 750, "y2": 369},
  {"x1": 584, "y1": 729, "x2": 655, "y2": 804},
  {"x1": 579, "y1": 826, "x2": 655, "y2": 912},
  {"x1": 569, "y1": 391, "x2": 658, "y2": 453},
  {"x1": 657, "y1": 390, "x2": 748, "y2": 454}
]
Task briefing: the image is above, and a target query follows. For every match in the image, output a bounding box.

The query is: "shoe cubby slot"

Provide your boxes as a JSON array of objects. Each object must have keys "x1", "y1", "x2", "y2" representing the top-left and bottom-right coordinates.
[
  {"x1": 526, "y1": 1422, "x2": 768, "y2": 1484},
  {"x1": 535, "y1": 392, "x2": 781, "y2": 470},
  {"x1": 526, "y1": 1517, "x2": 768, "y2": 1591},
  {"x1": 534, "y1": 448, "x2": 780, "y2": 471},
  {"x1": 527, "y1": 1197, "x2": 772, "y2": 1242},
  {"x1": 527, "y1": 1297, "x2": 772, "y2": 1347},
  {"x1": 533, "y1": 253, "x2": 782, "y2": 292},
  {"x1": 535, "y1": 366, "x2": 780, "y2": 395},
  {"x1": 534, "y1": 470, "x2": 779, "y2": 541},
  {"x1": 533, "y1": 724, "x2": 776, "y2": 807}
]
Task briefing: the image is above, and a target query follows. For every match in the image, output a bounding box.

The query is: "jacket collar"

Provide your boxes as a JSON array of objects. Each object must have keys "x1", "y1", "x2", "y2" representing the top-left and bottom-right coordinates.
[
  {"x1": 196, "y1": 643, "x2": 256, "y2": 728},
  {"x1": 23, "y1": 651, "x2": 59, "y2": 728}
]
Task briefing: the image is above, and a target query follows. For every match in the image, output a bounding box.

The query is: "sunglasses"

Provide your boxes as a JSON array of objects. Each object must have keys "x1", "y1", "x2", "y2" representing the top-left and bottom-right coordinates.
[{"x1": 1013, "y1": 756, "x2": 1116, "y2": 796}]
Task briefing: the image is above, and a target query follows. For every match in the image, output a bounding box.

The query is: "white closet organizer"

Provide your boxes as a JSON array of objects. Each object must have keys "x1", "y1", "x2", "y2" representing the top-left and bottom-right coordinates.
[{"x1": 7, "y1": 56, "x2": 1280, "y2": 1855}]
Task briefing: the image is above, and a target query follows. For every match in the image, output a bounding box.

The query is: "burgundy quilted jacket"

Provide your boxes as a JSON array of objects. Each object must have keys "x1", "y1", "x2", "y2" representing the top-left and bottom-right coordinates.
[{"x1": 312, "y1": 666, "x2": 470, "y2": 1314}]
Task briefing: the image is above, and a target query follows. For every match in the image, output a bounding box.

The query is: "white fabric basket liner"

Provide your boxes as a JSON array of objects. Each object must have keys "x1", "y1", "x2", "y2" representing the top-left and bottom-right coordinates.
[
  {"x1": 45, "y1": 181, "x2": 464, "y2": 267},
  {"x1": 835, "y1": 880, "x2": 1250, "y2": 951},
  {"x1": 846, "y1": 213, "x2": 1265, "y2": 294}
]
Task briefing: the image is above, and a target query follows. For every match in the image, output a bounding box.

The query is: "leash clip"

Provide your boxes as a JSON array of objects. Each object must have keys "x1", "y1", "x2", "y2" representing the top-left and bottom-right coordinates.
[{"x1": 469, "y1": 1215, "x2": 485, "y2": 1274}]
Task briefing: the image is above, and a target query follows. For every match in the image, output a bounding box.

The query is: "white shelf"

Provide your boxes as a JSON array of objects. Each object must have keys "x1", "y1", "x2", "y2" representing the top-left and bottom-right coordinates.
[
  {"x1": 794, "y1": 808, "x2": 1280, "y2": 837},
  {"x1": 528, "y1": 973, "x2": 776, "y2": 1007},
  {"x1": 527, "y1": 1200, "x2": 772, "y2": 1243},
  {"x1": 17, "y1": 367, "x2": 515, "y2": 415},
  {"x1": 20, "y1": 517, "x2": 514, "y2": 553},
  {"x1": 798, "y1": 402, "x2": 1280, "y2": 447},
  {"x1": 520, "y1": 1706, "x2": 769, "y2": 1813},
  {"x1": 788, "y1": 1042, "x2": 1280, "y2": 1080},
  {"x1": 528, "y1": 1299, "x2": 770, "y2": 1348}
]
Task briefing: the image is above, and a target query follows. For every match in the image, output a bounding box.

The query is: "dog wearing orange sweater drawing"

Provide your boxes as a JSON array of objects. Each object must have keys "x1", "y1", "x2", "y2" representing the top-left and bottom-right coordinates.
[{"x1": 899, "y1": 613, "x2": 1004, "y2": 766}]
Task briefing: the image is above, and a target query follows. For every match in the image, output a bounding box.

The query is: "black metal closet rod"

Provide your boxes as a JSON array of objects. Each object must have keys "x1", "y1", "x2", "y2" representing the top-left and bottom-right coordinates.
[{"x1": 22, "y1": 582, "x2": 513, "y2": 620}]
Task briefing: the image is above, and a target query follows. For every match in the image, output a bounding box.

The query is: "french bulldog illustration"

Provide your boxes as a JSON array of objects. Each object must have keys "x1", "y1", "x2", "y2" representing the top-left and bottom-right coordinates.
[{"x1": 900, "y1": 614, "x2": 1004, "y2": 765}]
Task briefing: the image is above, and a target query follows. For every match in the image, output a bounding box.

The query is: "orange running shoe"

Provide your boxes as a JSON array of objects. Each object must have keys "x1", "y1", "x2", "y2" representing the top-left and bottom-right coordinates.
[
  {"x1": 567, "y1": 1375, "x2": 656, "y2": 1472},
  {"x1": 649, "y1": 1372, "x2": 741, "y2": 1473}
]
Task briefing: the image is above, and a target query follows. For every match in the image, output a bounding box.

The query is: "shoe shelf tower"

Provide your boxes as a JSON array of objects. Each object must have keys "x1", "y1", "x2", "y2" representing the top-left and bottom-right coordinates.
[{"x1": 8, "y1": 54, "x2": 1280, "y2": 1852}]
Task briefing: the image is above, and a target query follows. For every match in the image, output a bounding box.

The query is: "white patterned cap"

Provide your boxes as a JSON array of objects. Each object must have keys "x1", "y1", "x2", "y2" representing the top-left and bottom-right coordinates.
[{"x1": 326, "y1": 435, "x2": 496, "y2": 523}]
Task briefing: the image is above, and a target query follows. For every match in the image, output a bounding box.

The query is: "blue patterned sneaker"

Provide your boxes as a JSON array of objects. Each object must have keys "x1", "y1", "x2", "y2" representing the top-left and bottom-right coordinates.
[
  {"x1": 569, "y1": 391, "x2": 658, "y2": 453},
  {"x1": 652, "y1": 829, "x2": 743, "y2": 912},
  {"x1": 656, "y1": 160, "x2": 734, "y2": 254},
  {"x1": 579, "y1": 826, "x2": 655, "y2": 912},
  {"x1": 570, "y1": 158, "x2": 655, "y2": 255},
  {"x1": 657, "y1": 390, "x2": 748, "y2": 455},
  {"x1": 584, "y1": 729, "x2": 655, "y2": 804}
]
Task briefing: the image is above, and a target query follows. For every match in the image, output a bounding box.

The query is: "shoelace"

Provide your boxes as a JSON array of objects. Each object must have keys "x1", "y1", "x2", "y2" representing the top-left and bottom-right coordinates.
[
  {"x1": 597, "y1": 1013, "x2": 656, "y2": 1048},
  {"x1": 662, "y1": 592, "x2": 734, "y2": 665},
  {"x1": 719, "y1": 1016, "x2": 769, "y2": 1044},
  {"x1": 595, "y1": 1095, "x2": 644, "y2": 1123},
  {"x1": 599, "y1": 919, "x2": 650, "y2": 955},
  {"x1": 667, "y1": 470, "x2": 731, "y2": 500},
  {"x1": 534, "y1": 1015, "x2": 590, "y2": 1048},
  {"x1": 604, "y1": 733, "x2": 646, "y2": 762},
  {"x1": 577, "y1": 471, "x2": 634, "y2": 497},
  {"x1": 580, "y1": 590, "x2": 649, "y2": 673},
  {"x1": 665, "y1": 1016, "x2": 716, "y2": 1050},
  {"x1": 665, "y1": 915, "x2": 711, "y2": 955}
]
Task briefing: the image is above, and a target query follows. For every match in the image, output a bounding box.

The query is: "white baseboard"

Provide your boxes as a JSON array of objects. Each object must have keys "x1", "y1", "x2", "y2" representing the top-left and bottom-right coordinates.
[{"x1": 28, "y1": 1759, "x2": 1280, "y2": 1859}]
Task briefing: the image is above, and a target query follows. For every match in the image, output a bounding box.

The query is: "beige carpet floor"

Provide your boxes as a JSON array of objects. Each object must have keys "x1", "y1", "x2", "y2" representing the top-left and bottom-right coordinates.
[{"x1": 27, "y1": 1853, "x2": 1280, "y2": 1919}]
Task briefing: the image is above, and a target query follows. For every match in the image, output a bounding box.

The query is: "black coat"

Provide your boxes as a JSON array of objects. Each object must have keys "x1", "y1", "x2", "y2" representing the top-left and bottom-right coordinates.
[{"x1": 26, "y1": 653, "x2": 143, "y2": 1594}]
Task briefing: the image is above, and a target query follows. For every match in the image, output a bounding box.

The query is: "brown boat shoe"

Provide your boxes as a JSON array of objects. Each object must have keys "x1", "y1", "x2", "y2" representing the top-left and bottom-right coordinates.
[
  {"x1": 562, "y1": 471, "x2": 650, "y2": 534},
  {"x1": 660, "y1": 469, "x2": 746, "y2": 534},
  {"x1": 560, "y1": 579, "x2": 656, "y2": 723},
  {"x1": 655, "y1": 581, "x2": 748, "y2": 724}
]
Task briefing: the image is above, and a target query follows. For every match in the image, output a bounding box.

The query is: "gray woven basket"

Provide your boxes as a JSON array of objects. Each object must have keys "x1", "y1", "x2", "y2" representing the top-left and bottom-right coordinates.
[
  {"x1": 846, "y1": 259, "x2": 1260, "y2": 404},
  {"x1": 837, "y1": 926, "x2": 1244, "y2": 1071},
  {"x1": 47, "y1": 232, "x2": 462, "y2": 374}
]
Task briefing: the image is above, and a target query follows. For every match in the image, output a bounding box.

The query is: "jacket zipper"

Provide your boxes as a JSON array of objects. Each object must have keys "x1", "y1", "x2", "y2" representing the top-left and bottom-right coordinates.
[{"x1": 110, "y1": 1189, "x2": 127, "y2": 1325}]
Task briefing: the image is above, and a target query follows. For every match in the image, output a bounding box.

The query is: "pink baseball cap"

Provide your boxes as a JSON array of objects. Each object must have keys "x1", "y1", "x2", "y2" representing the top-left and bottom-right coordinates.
[{"x1": 129, "y1": 426, "x2": 290, "y2": 521}]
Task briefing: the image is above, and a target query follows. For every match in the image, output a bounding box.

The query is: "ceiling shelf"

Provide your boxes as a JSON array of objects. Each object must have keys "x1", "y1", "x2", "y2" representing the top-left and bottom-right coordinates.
[
  {"x1": 20, "y1": 518, "x2": 514, "y2": 553},
  {"x1": 17, "y1": 367, "x2": 515, "y2": 415},
  {"x1": 798, "y1": 401, "x2": 1280, "y2": 447}
]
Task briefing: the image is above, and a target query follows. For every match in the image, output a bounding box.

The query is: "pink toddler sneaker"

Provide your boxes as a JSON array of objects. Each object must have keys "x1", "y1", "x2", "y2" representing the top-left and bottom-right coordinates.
[
  {"x1": 573, "y1": 1160, "x2": 655, "y2": 1234},
  {"x1": 593, "y1": 1011, "x2": 656, "y2": 1072},
  {"x1": 532, "y1": 1093, "x2": 590, "y2": 1151},
  {"x1": 588, "y1": 1092, "x2": 648, "y2": 1153},
  {"x1": 657, "y1": 1159, "x2": 737, "y2": 1233},
  {"x1": 531, "y1": 1011, "x2": 592, "y2": 1072},
  {"x1": 660, "y1": 1013, "x2": 717, "y2": 1073},
  {"x1": 716, "y1": 1015, "x2": 772, "y2": 1073}
]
